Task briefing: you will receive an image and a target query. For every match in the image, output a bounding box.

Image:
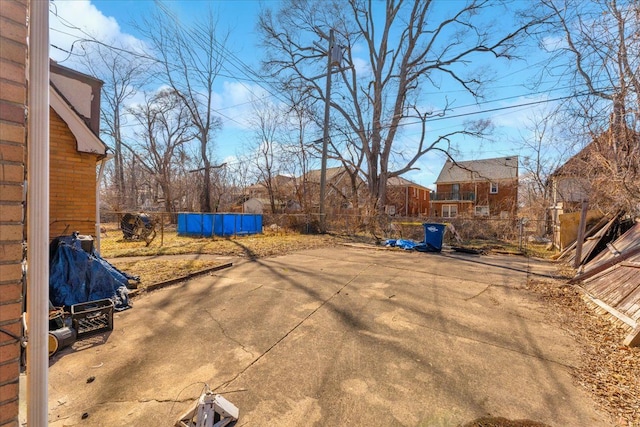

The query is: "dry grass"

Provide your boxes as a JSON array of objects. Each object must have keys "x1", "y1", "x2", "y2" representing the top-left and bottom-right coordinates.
[
  {"x1": 99, "y1": 223, "x2": 370, "y2": 289},
  {"x1": 527, "y1": 279, "x2": 640, "y2": 426},
  {"x1": 100, "y1": 224, "x2": 353, "y2": 259},
  {"x1": 109, "y1": 259, "x2": 219, "y2": 289}
]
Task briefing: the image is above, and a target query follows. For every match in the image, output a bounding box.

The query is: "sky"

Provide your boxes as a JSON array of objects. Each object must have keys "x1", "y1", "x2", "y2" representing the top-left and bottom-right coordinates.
[{"x1": 48, "y1": 0, "x2": 560, "y2": 189}]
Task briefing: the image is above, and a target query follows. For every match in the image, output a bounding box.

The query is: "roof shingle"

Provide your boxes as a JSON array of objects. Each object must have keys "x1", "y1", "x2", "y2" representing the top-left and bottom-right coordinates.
[{"x1": 435, "y1": 156, "x2": 518, "y2": 183}]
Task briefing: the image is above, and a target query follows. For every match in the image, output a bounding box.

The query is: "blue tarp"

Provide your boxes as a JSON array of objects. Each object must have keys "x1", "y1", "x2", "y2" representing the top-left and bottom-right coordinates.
[
  {"x1": 384, "y1": 238, "x2": 440, "y2": 252},
  {"x1": 49, "y1": 234, "x2": 133, "y2": 310}
]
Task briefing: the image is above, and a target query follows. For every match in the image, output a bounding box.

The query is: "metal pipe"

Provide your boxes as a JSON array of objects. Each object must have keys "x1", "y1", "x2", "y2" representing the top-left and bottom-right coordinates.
[
  {"x1": 27, "y1": 1, "x2": 50, "y2": 425},
  {"x1": 95, "y1": 154, "x2": 113, "y2": 253},
  {"x1": 95, "y1": 158, "x2": 107, "y2": 253}
]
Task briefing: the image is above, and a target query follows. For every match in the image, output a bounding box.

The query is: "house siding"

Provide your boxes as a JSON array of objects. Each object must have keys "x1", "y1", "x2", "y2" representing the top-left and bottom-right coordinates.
[
  {"x1": 49, "y1": 108, "x2": 99, "y2": 238},
  {"x1": 433, "y1": 180, "x2": 518, "y2": 218},
  {"x1": 0, "y1": 0, "x2": 27, "y2": 424},
  {"x1": 386, "y1": 185, "x2": 431, "y2": 216}
]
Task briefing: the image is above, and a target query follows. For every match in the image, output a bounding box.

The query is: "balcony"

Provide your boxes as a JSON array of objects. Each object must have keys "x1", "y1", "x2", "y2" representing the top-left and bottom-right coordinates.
[{"x1": 432, "y1": 192, "x2": 475, "y2": 202}]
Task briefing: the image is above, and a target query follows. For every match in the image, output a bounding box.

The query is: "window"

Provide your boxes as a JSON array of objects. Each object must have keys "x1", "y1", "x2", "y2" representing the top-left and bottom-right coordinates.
[
  {"x1": 490, "y1": 182, "x2": 498, "y2": 194},
  {"x1": 442, "y1": 205, "x2": 458, "y2": 218},
  {"x1": 423, "y1": 191, "x2": 427, "y2": 200},
  {"x1": 475, "y1": 206, "x2": 489, "y2": 217},
  {"x1": 452, "y1": 184, "x2": 460, "y2": 199}
]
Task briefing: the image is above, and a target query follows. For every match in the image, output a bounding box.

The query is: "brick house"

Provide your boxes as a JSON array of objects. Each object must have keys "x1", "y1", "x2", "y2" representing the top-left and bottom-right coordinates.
[
  {"x1": 1, "y1": 2, "x2": 107, "y2": 423},
  {"x1": 385, "y1": 176, "x2": 431, "y2": 216},
  {"x1": 432, "y1": 156, "x2": 519, "y2": 218},
  {"x1": 49, "y1": 61, "x2": 108, "y2": 238},
  {"x1": 306, "y1": 166, "x2": 367, "y2": 212}
]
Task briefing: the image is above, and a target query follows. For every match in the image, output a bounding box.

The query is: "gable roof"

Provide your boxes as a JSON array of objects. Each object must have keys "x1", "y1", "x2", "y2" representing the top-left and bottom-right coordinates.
[
  {"x1": 50, "y1": 84, "x2": 107, "y2": 157},
  {"x1": 387, "y1": 176, "x2": 430, "y2": 190},
  {"x1": 435, "y1": 156, "x2": 518, "y2": 183},
  {"x1": 304, "y1": 166, "x2": 349, "y2": 183}
]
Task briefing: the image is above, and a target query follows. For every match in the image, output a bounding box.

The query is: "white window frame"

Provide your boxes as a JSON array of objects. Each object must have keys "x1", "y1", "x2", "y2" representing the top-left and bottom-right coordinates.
[
  {"x1": 490, "y1": 182, "x2": 498, "y2": 194},
  {"x1": 442, "y1": 204, "x2": 458, "y2": 218},
  {"x1": 475, "y1": 205, "x2": 490, "y2": 217}
]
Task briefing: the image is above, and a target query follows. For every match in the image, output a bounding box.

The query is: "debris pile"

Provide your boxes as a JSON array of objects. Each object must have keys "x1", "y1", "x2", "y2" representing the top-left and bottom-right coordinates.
[{"x1": 49, "y1": 233, "x2": 138, "y2": 310}]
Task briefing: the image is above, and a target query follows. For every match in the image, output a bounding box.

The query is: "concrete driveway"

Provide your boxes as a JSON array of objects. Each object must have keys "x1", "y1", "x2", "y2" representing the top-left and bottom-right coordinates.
[{"x1": 47, "y1": 246, "x2": 610, "y2": 426}]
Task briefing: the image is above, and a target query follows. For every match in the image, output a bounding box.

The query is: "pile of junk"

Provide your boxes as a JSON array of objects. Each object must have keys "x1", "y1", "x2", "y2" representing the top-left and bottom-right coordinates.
[{"x1": 47, "y1": 232, "x2": 139, "y2": 356}]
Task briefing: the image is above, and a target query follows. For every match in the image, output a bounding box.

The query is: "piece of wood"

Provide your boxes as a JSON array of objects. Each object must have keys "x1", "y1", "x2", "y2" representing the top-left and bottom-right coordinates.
[
  {"x1": 624, "y1": 326, "x2": 640, "y2": 347},
  {"x1": 577, "y1": 286, "x2": 638, "y2": 329},
  {"x1": 570, "y1": 245, "x2": 640, "y2": 283}
]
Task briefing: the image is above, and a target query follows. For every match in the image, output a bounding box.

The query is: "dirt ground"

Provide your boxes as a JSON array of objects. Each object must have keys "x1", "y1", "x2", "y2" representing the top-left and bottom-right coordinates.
[{"x1": 526, "y1": 279, "x2": 640, "y2": 427}]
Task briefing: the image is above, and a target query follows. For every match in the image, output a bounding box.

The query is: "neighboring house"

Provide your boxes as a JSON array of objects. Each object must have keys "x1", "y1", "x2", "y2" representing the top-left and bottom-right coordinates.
[
  {"x1": 302, "y1": 166, "x2": 366, "y2": 212},
  {"x1": 240, "y1": 168, "x2": 365, "y2": 213},
  {"x1": 432, "y1": 156, "x2": 519, "y2": 218},
  {"x1": 242, "y1": 197, "x2": 292, "y2": 214},
  {"x1": 49, "y1": 61, "x2": 109, "y2": 238},
  {"x1": 547, "y1": 143, "x2": 593, "y2": 216},
  {"x1": 547, "y1": 143, "x2": 594, "y2": 248},
  {"x1": 243, "y1": 174, "x2": 296, "y2": 213},
  {"x1": 245, "y1": 174, "x2": 296, "y2": 200},
  {"x1": 385, "y1": 176, "x2": 431, "y2": 216},
  {"x1": 547, "y1": 122, "x2": 639, "y2": 248}
]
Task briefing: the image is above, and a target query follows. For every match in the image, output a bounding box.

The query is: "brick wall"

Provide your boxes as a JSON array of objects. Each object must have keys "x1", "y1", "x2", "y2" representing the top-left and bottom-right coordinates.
[
  {"x1": 50, "y1": 108, "x2": 98, "y2": 238},
  {"x1": 0, "y1": 0, "x2": 27, "y2": 425},
  {"x1": 434, "y1": 179, "x2": 518, "y2": 218},
  {"x1": 387, "y1": 185, "x2": 431, "y2": 217}
]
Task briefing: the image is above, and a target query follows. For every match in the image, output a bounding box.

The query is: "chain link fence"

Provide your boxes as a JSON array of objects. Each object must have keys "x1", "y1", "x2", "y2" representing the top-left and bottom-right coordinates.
[{"x1": 101, "y1": 209, "x2": 551, "y2": 253}]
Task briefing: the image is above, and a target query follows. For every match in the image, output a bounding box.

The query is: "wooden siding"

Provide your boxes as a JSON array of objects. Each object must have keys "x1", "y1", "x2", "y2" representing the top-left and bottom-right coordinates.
[
  {"x1": 581, "y1": 222, "x2": 640, "y2": 325},
  {"x1": 0, "y1": 0, "x2": 27, "y2": 424}
]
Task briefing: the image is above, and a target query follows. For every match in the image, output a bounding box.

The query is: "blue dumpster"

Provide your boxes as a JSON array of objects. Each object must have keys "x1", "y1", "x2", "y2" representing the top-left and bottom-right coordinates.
[
  {"x1": 177, "y1": 213, "x2": 263, "y2": 237},
  {"x1": 422, "y1": 223, "x2": 446, "y2": 252}
]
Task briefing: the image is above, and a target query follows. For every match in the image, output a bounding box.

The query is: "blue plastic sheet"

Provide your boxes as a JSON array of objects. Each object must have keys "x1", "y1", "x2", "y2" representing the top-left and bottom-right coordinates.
[
  {"x1": 384, "y1": 238, "x2": 440, "y2": 252},
  {"x1": 49, "y1": 234, "x2": 133, "y2": 310}
]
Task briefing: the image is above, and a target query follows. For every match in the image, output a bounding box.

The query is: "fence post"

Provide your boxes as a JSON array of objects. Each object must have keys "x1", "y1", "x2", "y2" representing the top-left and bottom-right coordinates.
[
  {"x1": 160, "y1": 212, "x2": 164, "y2": 247},
  {"x1": 574, "y1": 200, "x2": 589, "y2": 269},
  {"x1": 518, "y1": 218, "x2": 524, "y2": 252}
]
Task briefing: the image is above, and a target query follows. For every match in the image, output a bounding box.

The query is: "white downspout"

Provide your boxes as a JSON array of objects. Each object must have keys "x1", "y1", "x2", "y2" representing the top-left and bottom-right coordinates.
[
  {"x1": 95, "y1": 154, "x2": 112, "y2": 253},
  {"x1": 27, "y1": 1, "x2": 49, "y2": 425}
]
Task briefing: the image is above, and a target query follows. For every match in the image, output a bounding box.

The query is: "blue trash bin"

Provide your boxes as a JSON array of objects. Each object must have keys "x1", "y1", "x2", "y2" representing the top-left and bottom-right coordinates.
[{"x1": 422, "y1": 223, "x2": 446, "y2": 252}]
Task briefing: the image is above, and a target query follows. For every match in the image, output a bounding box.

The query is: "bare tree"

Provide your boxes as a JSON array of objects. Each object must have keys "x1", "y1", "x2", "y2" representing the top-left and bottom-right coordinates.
[
  {"x1": 138, "y1": 3, "x2": 227, "y2": 212},
  {"x1": 248, "y1": 97, "x2": 285, "y2": 214},
  {"x1": 280, "y1": 93, "x2": 319, "y2": 212},
  {"x1": 515, "y1": 109, "x2": 574, "y2": 232},
  {"x1": 80, "y1": 42, "x2": 153, "y2": 210},
  {"x1": 540, "y1": 0, "x2": 640, "y2": 214},
  {"x1": 128, "y1": 89, "x2": 194, "y2": 217},
  {"x1": 259, "y1": 0, "x2": 543, "y2": 213}
]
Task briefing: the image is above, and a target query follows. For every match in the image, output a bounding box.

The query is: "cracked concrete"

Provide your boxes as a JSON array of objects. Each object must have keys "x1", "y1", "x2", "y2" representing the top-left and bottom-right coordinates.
[{"x1": 47, "y1": 246, "x2": 611, "y2": 426}]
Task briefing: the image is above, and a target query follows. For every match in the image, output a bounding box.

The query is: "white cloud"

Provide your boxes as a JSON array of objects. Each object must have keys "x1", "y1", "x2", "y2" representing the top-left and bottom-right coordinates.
[
  {"x1": 49, "y1": 0, "x2": 144, "y2": 63},
  {"x1": 351, "y1": 56, "x2": 371, "y2": 78},
  {"x1": 213, "y1": 81, "x2": 272, "y2": 130},
  {"x1": 541, "y1": 35, "x2": 567, "y2": 52}
]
